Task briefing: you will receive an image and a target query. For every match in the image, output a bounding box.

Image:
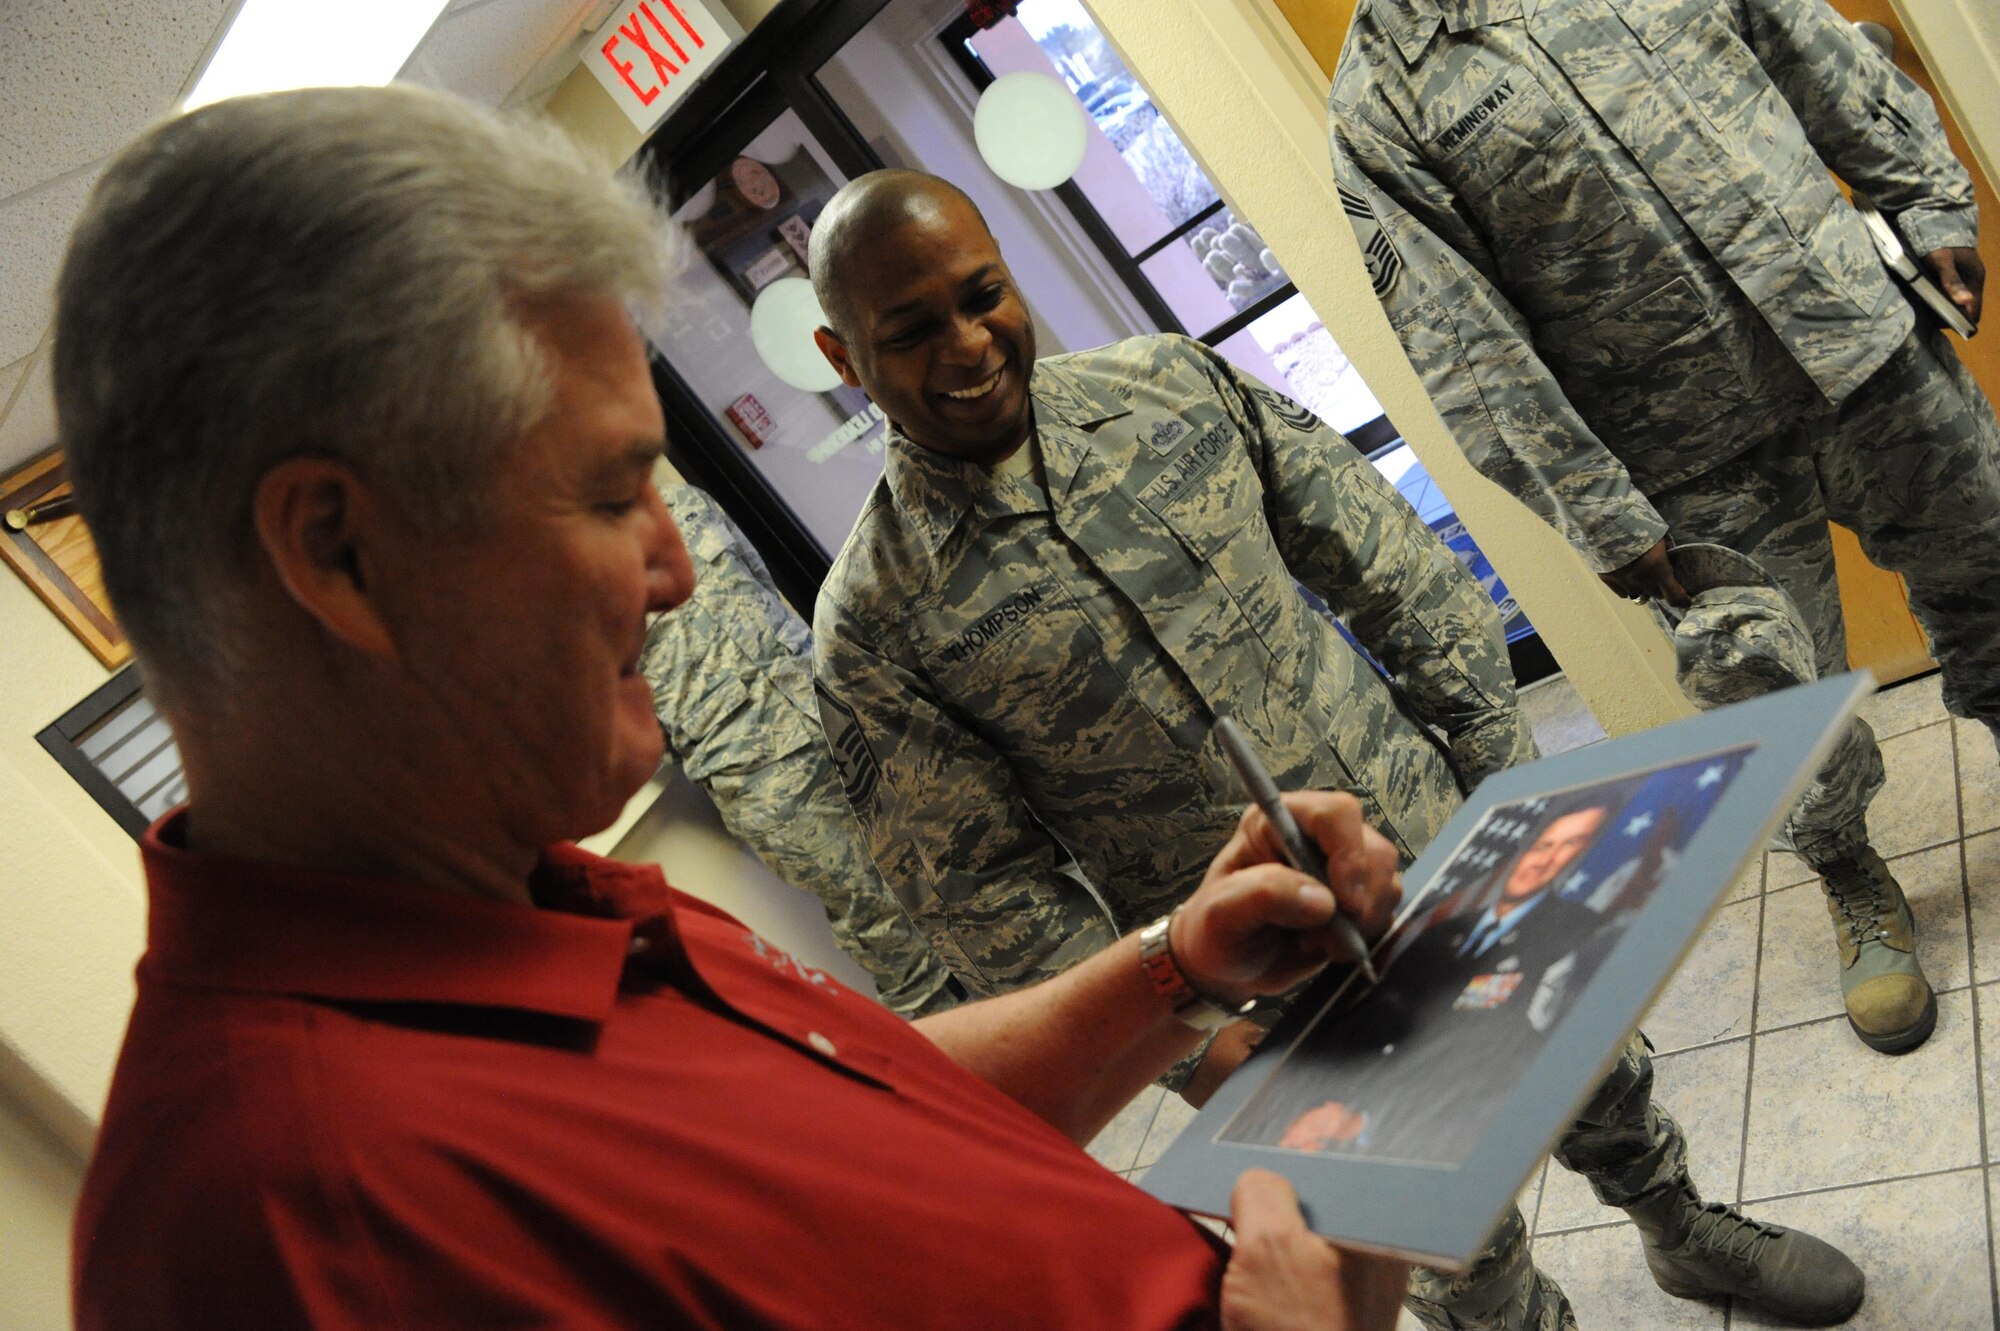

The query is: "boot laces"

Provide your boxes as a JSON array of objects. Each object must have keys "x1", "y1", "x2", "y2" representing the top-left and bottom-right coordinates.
[
  {"x1": 1684, "y1": 1203, "x2": 1780, "y2": 1267},
  {"x1": 1824, "y1": 864, "x2": 1892, "y2": 948}
]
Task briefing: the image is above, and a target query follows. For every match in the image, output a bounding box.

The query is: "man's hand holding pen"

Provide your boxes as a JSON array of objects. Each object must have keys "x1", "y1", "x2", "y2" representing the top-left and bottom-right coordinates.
[{"x1": 1170, "y1": 790, "x2": 1404, "y2": 1009}]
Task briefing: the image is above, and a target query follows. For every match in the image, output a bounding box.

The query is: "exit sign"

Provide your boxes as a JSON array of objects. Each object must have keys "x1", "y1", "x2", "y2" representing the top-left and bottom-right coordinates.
[{"x1": 585, "y1": 0, "x2": 741, "y2": 134}]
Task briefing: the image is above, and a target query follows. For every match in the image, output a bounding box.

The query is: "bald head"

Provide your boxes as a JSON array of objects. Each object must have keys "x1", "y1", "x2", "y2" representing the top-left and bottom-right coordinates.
[
  {"x1": 809, "y1": 170, "x2": 992, "y2": 336},
  {"x1": 806, "y1": 170, "x2": 1037, "y2": 465}
]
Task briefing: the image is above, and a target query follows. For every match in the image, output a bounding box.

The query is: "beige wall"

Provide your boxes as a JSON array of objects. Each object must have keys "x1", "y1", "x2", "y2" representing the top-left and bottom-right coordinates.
[
  {"x1": 0, "y1": 1090, "x2": 85, "y2": 1331},
  {"x1": 1890, "y1": 0, "x2": 2000, "y2": 186},
  {"x1": 0, "y1": 569, "x2": 141, "y2": 1330},
  {"x1": 1081, "y1": 0, "x2": 1689, "y2": 737},
  {"x1": 0, "y1": 567, "x2": 146, "y2": 1149}
]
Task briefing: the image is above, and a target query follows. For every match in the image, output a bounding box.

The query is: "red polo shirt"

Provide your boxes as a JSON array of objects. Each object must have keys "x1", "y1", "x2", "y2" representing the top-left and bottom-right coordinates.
[{"x1": 73, "y1": 815, "x2": 1225, "y2": 1329}]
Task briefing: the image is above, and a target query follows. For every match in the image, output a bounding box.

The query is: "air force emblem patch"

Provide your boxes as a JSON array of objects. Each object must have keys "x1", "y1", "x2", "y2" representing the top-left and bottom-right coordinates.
[{"x1": 1339, "y1": 183, "x2": 1402, "y2": 298}]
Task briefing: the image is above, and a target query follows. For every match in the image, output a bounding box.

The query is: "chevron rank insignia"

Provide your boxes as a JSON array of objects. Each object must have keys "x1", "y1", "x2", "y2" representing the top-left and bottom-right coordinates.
[{"x1": 1339, "y1": 183, "x2": 1402, "y2": 297}]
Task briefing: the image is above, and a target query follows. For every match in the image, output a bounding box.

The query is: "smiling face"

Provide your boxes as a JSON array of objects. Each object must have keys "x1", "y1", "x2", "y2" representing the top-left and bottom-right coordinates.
[
  {"x1": 1501, "y1": 807, "x2": 1607, "y2": 902},
  {"x1": 386, "y1": 295, "x2": 693, "y2": 843},
  {"x1": 814, "y1": 192, "x2": 1037, "y2": 466}
]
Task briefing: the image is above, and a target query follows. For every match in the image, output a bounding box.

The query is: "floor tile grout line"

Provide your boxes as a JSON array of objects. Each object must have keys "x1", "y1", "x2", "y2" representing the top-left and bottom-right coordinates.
[
  {"x1": 1987, "y1": 1160, "x2": 2000, "y2": 1331},
  {"x1": 1853, "y1": 672, "x2": 1943, "y2": 743},
  {"x1": 1977, "y1": 981, "x2": 1999, "y2": 1330},
  {"x1": 1748, "y1": 984, "x2": 1978, "y2": 1041},
  {"x1": 1734, "y1": 860, "x2": 1766, "y2": 1209},
  {"x1": 1530, "y1": 1161, "x2": 1994, "y2": 1240},
  {"x1": 1094, "y1": 1089, "x2": 1167, "y2": 1174},
  {"x1": 1751, "y1": 997, "x2": 1960, "y2": 1040},
  {"x1": 1743, "y1": 1160, "x2": 1989, "y2": 1207},
  {"x1": 1950, "y1": 727, "x2": 2000, "y2": 1331},
  {"x1": 1767, "y1": 831, "x2": 1988, "y2": 894},
  {"x1": 1651, "y1": 1031, "x2": 1754, "y2": 1061}
]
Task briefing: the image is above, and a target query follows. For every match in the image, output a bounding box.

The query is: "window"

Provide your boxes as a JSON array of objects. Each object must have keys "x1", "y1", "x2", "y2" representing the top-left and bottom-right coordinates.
[
  {"x1": 945, "y1": 0, "x2": 1294, "y2": 347},
  {"x1": 940, "y1": 2, "x2": 1393, "y2": 448}
]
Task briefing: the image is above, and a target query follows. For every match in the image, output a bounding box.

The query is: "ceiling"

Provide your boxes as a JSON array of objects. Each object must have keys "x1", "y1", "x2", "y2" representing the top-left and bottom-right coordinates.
[{"x1": 0, "y1": 0, "x2": 611, "y2": 473}]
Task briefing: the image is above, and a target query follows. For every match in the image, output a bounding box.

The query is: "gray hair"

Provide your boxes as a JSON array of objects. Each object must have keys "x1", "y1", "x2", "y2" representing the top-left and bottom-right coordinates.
[{"x1": 53, "y1": 84, "x2": 670, "y2": 704}]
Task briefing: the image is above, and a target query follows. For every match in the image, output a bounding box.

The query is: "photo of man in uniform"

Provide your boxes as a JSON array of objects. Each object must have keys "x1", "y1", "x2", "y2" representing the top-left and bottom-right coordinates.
[{"x1": 1222, "y1": 750, "x2": 1749, "y2": 1169}]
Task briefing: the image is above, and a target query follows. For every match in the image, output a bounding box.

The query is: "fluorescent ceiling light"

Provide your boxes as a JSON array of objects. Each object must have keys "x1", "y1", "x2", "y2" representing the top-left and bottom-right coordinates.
[{"x1": 184, "y1": 0, "x2": 454, "y2": 110}]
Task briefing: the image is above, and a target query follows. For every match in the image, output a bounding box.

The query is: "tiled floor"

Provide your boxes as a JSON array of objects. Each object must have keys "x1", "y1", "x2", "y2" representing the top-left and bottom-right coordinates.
[{"x1": 1090, "y1": 671, "x2": 2000, "y2": 1329}]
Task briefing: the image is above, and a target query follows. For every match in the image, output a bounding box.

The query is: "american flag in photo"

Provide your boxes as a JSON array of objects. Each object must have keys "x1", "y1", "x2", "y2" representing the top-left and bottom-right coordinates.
[
  {"x1": 1412, "y1": 797, "x2": 1558, "y2": 922},
  {"x1": 1555, "y1": 747, "x2": 1754, "y2": 913}
]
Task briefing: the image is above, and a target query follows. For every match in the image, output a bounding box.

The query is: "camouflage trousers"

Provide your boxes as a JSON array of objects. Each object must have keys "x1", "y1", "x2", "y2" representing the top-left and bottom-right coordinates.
[
  {"x1": 705, "y1": 751, "x2": 957, "y2": 1017},
  {"x1": 1404, "y1": 1032, "x2": 1682, "y2": 1330},
  {"x1": 1649, "y1": 325, "x2": 2000, "y2": 867}
]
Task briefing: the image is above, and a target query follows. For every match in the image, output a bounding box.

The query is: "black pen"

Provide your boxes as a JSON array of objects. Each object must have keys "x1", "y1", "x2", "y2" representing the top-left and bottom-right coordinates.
[{"x1": 1212, "y1": 716, "x2": 1380, "y2": 983}]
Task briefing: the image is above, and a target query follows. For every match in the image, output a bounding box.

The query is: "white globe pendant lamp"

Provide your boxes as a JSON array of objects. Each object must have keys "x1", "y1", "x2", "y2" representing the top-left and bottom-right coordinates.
[
  {"x1": 749, "y1": 277, "x2": 842, "y2": 393},
  {"x1": 974, "y1": 71, "x2": 1089, "y2": 191}
]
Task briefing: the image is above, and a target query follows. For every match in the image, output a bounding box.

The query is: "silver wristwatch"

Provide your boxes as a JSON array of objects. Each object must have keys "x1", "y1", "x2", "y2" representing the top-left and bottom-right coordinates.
[{"x1": 1138, "y1": 910, "x2": 1255, "y2": 1032}]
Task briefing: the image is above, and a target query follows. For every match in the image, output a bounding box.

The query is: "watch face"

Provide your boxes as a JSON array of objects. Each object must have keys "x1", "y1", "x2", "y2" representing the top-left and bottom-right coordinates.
[{"x1": 731, "y1": 157, "x2": 782, "y2": 210}]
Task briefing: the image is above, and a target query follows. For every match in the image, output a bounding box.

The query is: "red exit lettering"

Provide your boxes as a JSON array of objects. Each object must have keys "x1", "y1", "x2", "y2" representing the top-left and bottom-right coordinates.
[{"x1": 600, "y1": 1, "x2": 711, "y2": 107}]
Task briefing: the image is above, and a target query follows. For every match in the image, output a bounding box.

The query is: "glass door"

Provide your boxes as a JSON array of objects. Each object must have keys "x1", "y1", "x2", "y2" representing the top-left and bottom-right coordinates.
[{"x1": 648, "y1": 105, "x2": 889, "y2": 559}]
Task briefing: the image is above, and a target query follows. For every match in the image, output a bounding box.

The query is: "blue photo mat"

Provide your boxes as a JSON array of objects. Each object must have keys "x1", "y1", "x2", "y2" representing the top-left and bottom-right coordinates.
[{"x1": 1139, "y1": 674, "x2": 1872, "y2": 1267}]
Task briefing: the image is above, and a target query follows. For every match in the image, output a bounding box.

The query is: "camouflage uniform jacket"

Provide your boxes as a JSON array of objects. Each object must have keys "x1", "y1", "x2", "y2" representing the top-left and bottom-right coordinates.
[
  {"x1": 642, "y1": 484, "x2": 954, "y2": 1016},
  {"x1": 1329, "y1": 0, "x2": 1979, "y2": 571},
  {"x1": 813, "y1": 335, "x2": 1533, "y2": 996}
]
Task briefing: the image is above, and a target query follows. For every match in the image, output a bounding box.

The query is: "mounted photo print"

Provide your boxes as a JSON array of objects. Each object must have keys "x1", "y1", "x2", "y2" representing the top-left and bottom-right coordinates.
[{"x1": 1141, "y1": 674, "x2": 1872, "y2": 1269}]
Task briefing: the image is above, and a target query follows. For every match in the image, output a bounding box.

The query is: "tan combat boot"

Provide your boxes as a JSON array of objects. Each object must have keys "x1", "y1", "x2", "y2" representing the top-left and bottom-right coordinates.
[{"x1": 1819, "y1": 848, "x2": 1935, "y2": 1053}]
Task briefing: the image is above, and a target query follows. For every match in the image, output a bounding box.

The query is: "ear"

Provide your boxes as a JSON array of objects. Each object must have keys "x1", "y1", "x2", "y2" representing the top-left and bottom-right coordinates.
[
  {"x1": 250, "y1": 458, "x2": 398, "y2": 661},
  {"x1": 814, "y1": 326, "x2": 864, "y2": 389}
]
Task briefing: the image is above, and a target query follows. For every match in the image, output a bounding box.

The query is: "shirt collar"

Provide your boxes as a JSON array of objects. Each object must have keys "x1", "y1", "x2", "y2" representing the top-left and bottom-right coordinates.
[
  {"x1": 137, "y1": 811, "x2": 682, "y2": 1024},
  {"x1": 1379, "y1": 0, "x2": 1524, "y2": 63},
  {"x1": 881, "y1": 357, "x2": 1132, "y2": 557},
  {"x1": 1467, "y1": 889, "x2": 1548, "y2": 956}
]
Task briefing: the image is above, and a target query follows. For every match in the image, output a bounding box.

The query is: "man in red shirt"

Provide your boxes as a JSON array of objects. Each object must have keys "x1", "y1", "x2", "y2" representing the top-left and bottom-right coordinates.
[{"x1": 56, "y1": 85, "x2": 1406, "y2": 1330}]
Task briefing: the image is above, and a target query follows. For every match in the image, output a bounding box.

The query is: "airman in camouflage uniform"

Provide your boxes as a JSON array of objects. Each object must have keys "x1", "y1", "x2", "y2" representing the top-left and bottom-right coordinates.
[
  {"x1": 640, "y1": 482, "x2": 957, "y2": 1017},
  {"x1": 1330, "y1": 0, "x2": 2000, "y2": 1058},
  {"x1": 814, "y1": 333, "x2": 1525, "y2": 989},
  {"x1": 806, "y1": 171, "x2": 1857, "y2": 1331}
]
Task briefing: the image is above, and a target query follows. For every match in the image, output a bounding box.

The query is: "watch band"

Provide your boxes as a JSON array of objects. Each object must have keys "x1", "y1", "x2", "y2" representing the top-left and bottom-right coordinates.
[{"x1": 1138, "y1": 910, "x2": 1254, "y2": 1032}]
